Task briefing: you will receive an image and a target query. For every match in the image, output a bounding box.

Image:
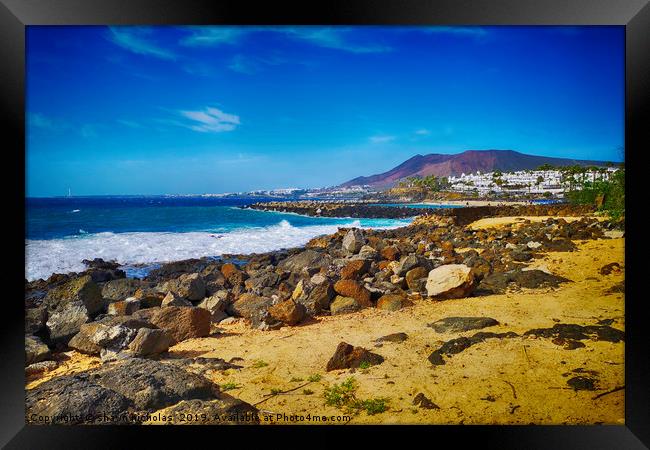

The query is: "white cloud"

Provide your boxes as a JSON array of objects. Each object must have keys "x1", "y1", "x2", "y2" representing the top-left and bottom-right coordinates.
[
  {"x1": 28, "y1": 113, "x2": 59, "y2": 130},
  {"x1": 180, "y1": 27, "x2": 246, "y2": 46},
  {"x1": 180, "y1": 26, "x2": 391, "y2": 53},
  {"x1": 107, "y1": 27, "x2": 176, "y2": 60},
  {"x1": 280, "y1": 27, "x2": 391, "y2": 53},
  {"x1": 421, "y1": 26, "x2": 489, "y2": 38},
  {"x1": 117, "y1": 119, "x2": 143, "y2": 129},
  {"x1": 415, "y1": 129, "x2": 431, "y2": 135},
  {"x1": 369, "y1": 135, "x2": 396, "y2": 144},
  {"x1": 228, "y1": 55, "x2": 259, "y2": 74},
  {"x1": 179, "y1": 106, "x2": 241, "y2": 133}
]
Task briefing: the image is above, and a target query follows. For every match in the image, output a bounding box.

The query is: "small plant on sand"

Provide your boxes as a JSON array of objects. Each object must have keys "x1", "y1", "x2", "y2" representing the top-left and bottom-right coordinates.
[
  {"x1": 220, "y1": 382, "x2": 241, "y2": 391},
  {"x1": 358, "y1": 361, "x2": 372, "y2": 370},
  {"x1": 270, "y1": 388, "x2": 283, "y2": 395},
  {"x1": 252, "y1": 360, "x2": 268, "y2": 368},
  {"x1": 323, "y1": 377, "x2": 389, "y2": 416},
  {"x1": 307, "y1": 374, "x2": 322, "y2": 382},
  {"x1": 290, "y1": 377, "x2": 304, "y2": 382},
  {"x1": 357, "y1": 398, "x2": 389, "y2": 415},
  {"x1": 324, "y1": 377, "x2": 358, "y2": 409},
  {"x1": 303, "y1": 389, "x2": 314, "y2": 395}
]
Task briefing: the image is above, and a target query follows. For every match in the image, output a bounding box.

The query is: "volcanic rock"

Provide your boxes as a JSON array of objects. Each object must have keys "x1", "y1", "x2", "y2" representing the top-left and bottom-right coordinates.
[
  {"x1": 149, "y1": 306, "x2": 211, "y2": 345},
  {"x1": 425, "y1": 264, "x2": 476, "y2": 299},
  {"x1": 25, "y1": 335, "x2": 51, "y2": 366},
  {"x1": 428, "y1": 317, "x2": 499, "y2": 333},
  {"x1": 329, "y1": 296, "x2": 361, "y2": 315},
  {"x1": 326, "y1": 342, "x2": 384, "y2": 371},
  {"x1": 128, "y1": 328, "x2": 172, "y2": 357}
]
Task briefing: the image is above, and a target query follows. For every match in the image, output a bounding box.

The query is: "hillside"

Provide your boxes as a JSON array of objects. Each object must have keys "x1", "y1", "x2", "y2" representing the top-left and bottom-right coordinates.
[{"x1": 340, "y1": 150, "x2": 610, "y2": 189}]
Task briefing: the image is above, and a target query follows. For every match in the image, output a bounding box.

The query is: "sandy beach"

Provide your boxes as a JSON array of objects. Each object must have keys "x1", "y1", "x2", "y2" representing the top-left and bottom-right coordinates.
[{"x1": 27, "y1": 216, "x2": 624, "y2": 425}]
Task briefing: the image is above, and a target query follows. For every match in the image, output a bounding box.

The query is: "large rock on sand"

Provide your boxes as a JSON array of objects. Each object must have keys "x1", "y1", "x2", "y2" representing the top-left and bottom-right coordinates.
[
  {"x1": 333, "y1": 279, "x2": 372, "y2": 307},
  {"x1": 428, "y1": 317, "x2": 499, "y2": 333},
  {"x1": 128, "y1": 328, "x2": 172, "y2": 357},
  {"x1": 89, "y1": 358, "x2": 217, "y2": 411},
  {"x1": 68, "y1": 322, "x2": 138, "y2": 360},
  {"x1": 425, "y1": 264, "x2": 476, "y2": 299},
  {"x1": 149, "y1": 306, "x2": 211, "y2": 345},
  {"x1": 227, "y1": 293, "x2": 275, "y2": 329},
  {"x1": 268, "y1": 299, "x2": 306, "y2": 326},
  {"x1": 26, "y1": 375, "x2": 132, "y2": 424},
  {"x1": 197, "y1": 292, "x2": 229, "y2": 323},
  {"x1": 329, "y1": 296, "x2": 360, "y2": 315},
  {"x1": 326, "y1": 342, "x2": 384, "y2": 371},
  {"x1": 376, "y1": 294, "x2": 405, "y2": 311}
]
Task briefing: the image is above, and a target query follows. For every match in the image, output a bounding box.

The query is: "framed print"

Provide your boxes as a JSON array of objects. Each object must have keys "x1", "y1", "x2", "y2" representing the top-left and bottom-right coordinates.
[{"x1": 1, "y1": 0, "x2": 648, "y2": 447}]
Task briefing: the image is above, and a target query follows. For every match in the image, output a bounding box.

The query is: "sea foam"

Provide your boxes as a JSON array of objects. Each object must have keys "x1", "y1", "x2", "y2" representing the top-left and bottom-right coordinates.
[{"x1": 25, "y1": 218, "x2": 410, "y2": 281}]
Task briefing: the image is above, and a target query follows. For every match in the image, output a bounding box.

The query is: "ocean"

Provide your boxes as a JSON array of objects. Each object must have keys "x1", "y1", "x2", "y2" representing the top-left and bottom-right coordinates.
[{"x1": 25, "y1": 196, "x2": 415, "y2": 281}]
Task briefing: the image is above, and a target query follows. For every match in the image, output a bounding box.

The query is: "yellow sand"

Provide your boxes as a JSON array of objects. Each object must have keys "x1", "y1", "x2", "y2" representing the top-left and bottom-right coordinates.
[
  {"x1": 166, "y1": 237, "x2": 625, "y2": 425},
  {"x1": 467, "y1": 215, "x2": 606, "y2": 230},
  {"x1": 27, "y1": 218, "x2": 625, "y2": 425},
  {"x1": 26, "y1": 351, "x2": 101, "y2": 390}
]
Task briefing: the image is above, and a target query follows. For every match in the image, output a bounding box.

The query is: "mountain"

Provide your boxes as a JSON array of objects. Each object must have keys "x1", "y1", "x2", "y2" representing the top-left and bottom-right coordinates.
[{"x1": 340, "y1": 150, "x2": 611, "y2": 189}]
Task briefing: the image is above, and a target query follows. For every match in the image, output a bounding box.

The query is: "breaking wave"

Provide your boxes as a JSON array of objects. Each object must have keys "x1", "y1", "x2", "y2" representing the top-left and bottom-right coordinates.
[{"x1": 25, "y1": 218, "x2": 410, "y2": 281}]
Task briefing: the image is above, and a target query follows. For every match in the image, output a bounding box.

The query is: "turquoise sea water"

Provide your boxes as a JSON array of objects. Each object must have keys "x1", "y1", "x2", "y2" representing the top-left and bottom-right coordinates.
[{"x1": 26, "y1": 196, "x2": 416, "y2": 281}]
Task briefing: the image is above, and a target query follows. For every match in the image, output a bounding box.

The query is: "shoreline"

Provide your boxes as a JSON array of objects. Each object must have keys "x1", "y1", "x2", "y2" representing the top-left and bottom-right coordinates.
[{"x1": 25, "y1": 204, "x2": 624, "y2": 425}]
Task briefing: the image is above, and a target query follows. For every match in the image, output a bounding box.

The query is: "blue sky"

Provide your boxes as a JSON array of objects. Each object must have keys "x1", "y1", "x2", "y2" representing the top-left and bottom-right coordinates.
[{"x1": 26, "y1": 26, "x2": 624, "y2": 197}]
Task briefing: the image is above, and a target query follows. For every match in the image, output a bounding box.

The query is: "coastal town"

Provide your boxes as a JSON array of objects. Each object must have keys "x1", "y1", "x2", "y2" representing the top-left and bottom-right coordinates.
[{"x1": 183, "y1": 166, "x2": 622, "y2": 202}]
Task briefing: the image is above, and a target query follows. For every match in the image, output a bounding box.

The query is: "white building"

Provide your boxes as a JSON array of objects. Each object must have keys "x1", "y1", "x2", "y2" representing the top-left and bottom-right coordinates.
[{"x1": 447, "y1": 167, "x2": 618, "y2": 196}]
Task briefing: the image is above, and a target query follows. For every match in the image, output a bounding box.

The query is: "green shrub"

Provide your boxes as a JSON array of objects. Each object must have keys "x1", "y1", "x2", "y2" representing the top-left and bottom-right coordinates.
[
  {"x1": 566, "y1": 168, "x2": 624, "y2": 220},
  {"x1": 323, "y1": 377, "x2": 389, "y2": 415}
]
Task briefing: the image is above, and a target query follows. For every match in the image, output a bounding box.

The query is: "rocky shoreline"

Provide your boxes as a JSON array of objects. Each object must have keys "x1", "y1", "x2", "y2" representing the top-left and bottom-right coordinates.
[
  {"x1": 244, "y1": 201, "x2": 429, "y2": 218},
  {"x1": 245, "y1": 201, "x2": 599, "y2": 224},
  {"x1": 25, "y1": 204, "x2": 624, "y2": 425}
]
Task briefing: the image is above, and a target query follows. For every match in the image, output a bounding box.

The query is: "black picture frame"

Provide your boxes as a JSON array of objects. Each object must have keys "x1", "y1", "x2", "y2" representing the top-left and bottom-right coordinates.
[{"x1": 2, "y1": 0, "x2": 648, "y2": 447}]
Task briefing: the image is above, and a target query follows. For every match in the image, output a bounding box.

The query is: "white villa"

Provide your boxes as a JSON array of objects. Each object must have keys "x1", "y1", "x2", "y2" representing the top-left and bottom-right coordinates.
[{"x1": 447, "y1": 167, "x2": 619, "y2": 196}]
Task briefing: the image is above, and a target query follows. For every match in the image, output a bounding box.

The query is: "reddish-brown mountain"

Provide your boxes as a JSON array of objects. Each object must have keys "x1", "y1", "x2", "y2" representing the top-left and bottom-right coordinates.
[{"x1": 340, "y1": 150, "x2": 610, "y2": 189}]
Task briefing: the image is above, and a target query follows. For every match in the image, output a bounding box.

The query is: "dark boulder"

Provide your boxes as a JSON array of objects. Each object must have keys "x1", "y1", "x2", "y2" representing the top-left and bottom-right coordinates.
[
  {"x1": 89, "y1": 358, "x2": 218, "y2": 411},
  {"x1": 25, "y1": 335, "x2": 51, "y2": 366},
  {"x1": 26, "y1": 375, "x2": 132, "y2": 424},
  {"x1": 149, "y1": 306, "x2": 211, "y2": 345},
  {"x1": 428, "y1": 317, "x2": 499, "y2": 333},
  {"x1": 101, "y1": 278, "x2": 142, "y2": 302},
  {"x1": 326, "y1": 342, "x2": 384, "y2": 371}
]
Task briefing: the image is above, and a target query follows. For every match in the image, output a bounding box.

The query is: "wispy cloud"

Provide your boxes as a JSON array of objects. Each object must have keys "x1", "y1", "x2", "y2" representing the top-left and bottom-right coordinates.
[
  {"x1": 180, "y1": 26, "x2": 391, "y2": 53},
  {"x1": 421, "y1": 26, "x2": 490, "y2": 38},
  {"x1": 27, "y1": 113, "x2": 67, "y2": 131},
  {"x1": 107, "y1": 27, "x2": 176, "y2": 60},
  {"x1": 369, "y1": 135, "x2": 396, "y2": 144},
  {"x1": 180, "y1": 27, "x2": 247, "y2": 47},
  {"x1": 178, "y1": 106, "x2": 241, "y2": 133},
  {"x1": 280, "y1": 27, "x2": 391, "y2": 53},
  {"x1": 117, "y1": 119, "x2": 143, "y2": 129},
  {"x1": 414, "y1": 129, "x2": 431, "y2": 135},
  {"x1": 228, "y1": 55, "x2": 259, "y2": 74},
  {"x1": 80, "y1": 124, "x2": 105, "y2": 138}
]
